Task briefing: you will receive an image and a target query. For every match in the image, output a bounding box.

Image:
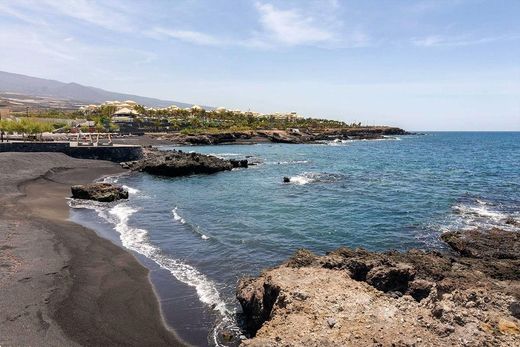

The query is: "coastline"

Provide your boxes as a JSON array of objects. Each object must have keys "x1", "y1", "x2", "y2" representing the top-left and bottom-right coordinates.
[{"x1": 0, "y1": 153, "x2": 184, "y2": 346}]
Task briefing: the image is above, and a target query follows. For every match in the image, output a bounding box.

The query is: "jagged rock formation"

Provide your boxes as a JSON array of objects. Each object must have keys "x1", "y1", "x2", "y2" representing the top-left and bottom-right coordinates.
[
  {"x1": 70, "y1": 183, "x2": 128, "y2": 202},
  {"x1": 237, "y1": 229, "x2": 520, "y2": 346},
  {"x1": 147, "y1": 127, "x2": 411, "y2": 146},
  {"x1": 122, "y1": 148, "x2": 248, "y2": 177}
]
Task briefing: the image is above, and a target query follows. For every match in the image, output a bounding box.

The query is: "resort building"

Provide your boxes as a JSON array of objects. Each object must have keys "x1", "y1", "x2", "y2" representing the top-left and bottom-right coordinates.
[
  {"x1": 111, "y1": 107, "x2": 141, "y2": 134},
  {"x1": 215, "y1": 107, "x2": 227, "y2": 113}
]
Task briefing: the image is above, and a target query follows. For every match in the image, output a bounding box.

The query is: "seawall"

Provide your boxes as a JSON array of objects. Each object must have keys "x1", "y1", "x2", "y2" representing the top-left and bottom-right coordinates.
[{"x1": 0, "y1": 142, "x2": 142, "y2": 162}]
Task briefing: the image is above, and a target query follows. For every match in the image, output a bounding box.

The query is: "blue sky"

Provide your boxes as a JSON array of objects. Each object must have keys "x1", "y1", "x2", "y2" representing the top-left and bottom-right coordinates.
[{"x1": 0, "y1": 0, "x2": 519, "y2": 130}]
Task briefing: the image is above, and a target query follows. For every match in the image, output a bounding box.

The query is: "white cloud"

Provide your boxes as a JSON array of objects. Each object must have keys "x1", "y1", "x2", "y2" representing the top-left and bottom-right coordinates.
[
  {"x1": 150, "y1": 2, "x2": 362, "y2": 49},
  {"x1": 255, "y1": 2, "x2": 335, "y2": 45},
  {"x1": 412, "y1": 34, "x2": 520, "y2": 47},
  {"x1": 43, "y1": 0, "x2": 132, "y2": 31},
  {"x1": 0, "y1": 0, "x2": 133, "y2": 32},
  {"x1": 150, "y1": 27, "x2": 223, "y2": 46}
]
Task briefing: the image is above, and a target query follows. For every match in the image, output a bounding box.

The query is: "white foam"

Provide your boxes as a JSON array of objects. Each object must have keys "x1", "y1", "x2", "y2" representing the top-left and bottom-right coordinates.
[
  {"x1": 108, "y1": 204, "x2": 228, "y2": 315},
  {"x1": 326, "y1": 139, "x2": 353, "y2": 146},
  {"x1": 101, "y1": 175, "x2": 120, "y2": 184},
  {"x1": 172, "y1": 207, "x2": 186, "y2": 224},
  {"x1": 453, "y1": 204, "x2": 507, "y2": 221},
  {"x1": 70, "y1": 200, "x2": 228, "y2": 315},
  {"x1": 439, "y1": 197, "x2": 520, "y2": 233},
  {"x1": 267, "y1": 160, "x2": 309, "y2": 165},
  {"x1": 290, "y1": 175, "x2": 313, "y2": 185},
  {"x1": 209, "y1": 153, "x2": 240, "y2": 159},
  {"x1": 288, "y1": 172, "x2": 344, "y2": 185},
  {"x1": 122, "y1": 185, "x2": 139, "y2": 195}
]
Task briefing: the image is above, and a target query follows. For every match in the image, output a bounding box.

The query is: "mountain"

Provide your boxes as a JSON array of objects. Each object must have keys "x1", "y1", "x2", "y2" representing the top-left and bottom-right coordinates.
[{"x1": 0, "y1": 71, "x2": 194, "y2": 108}]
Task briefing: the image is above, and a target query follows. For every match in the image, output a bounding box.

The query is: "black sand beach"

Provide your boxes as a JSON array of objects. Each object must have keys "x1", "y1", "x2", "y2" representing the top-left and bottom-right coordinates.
[{"x1": 0, "y1": 152, "x2": 184, "y2": 346}]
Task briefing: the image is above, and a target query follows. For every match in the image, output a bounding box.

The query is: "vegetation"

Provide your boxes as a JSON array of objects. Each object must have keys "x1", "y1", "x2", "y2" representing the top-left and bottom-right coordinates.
[
  {"x1": 0, "y1": 118, "x2": 57, "y2": 141},
  {"x1": 13, "y1": 104, "x2": 365, "y2": 135}
]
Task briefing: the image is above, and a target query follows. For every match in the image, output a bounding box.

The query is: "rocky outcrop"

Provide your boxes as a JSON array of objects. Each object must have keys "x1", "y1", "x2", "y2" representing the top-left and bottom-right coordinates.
[
  {"x1": 146, "y1": 127, "x2": 410, "y2": 145},
  {"x1": 70, "y1": 183, "x2": 128, "y2": 202},
  {"x1": 150, "y1": 132, "x2": 255, "y2": 145},
  {"x1": 122, "y1": 149, "x2": 248, "y2": 177},
  {"x1": 441, "y1": 228, "x2": 519, "y2": 259},
  {"x1": 237, "y1": 229, "x2": 520, "y2": 346}
]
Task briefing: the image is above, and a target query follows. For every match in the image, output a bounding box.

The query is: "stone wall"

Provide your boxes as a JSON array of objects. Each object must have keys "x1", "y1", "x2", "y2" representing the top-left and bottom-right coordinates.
[{"x1": 0, "y1": 142, "x2": 142, "y2": 162}]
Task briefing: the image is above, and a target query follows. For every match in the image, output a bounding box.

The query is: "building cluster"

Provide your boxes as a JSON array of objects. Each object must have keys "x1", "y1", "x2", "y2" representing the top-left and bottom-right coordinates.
[
  {"x1": 80, "y1": 100, "x2": 303, "y2": 120},
  {"x1": 78, "y1": 100, "x2": 304, "y2": 134}
]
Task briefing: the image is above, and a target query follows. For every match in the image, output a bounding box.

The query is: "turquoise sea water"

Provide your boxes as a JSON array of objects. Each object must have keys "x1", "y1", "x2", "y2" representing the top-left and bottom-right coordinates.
[{"x1": 70, "y1": 132, "x2": 519, "y2": 346}]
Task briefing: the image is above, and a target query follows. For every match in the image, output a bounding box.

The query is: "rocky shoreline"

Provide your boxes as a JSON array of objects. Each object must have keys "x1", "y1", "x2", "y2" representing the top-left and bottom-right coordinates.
[
  {"x1": 140, "y1": 127, "x2": 411, "y2": 146},
  {"x1": 236, "y1": 228, "x2": 520, "y2": 346},
  {"x1": 121, "y1": 147, "x2": 248, "y2": 177}
]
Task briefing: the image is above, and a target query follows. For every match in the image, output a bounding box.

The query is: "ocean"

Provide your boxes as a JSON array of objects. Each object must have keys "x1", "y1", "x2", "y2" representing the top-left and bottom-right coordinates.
[{"x1": 69, "y1": 132, "x2": 520, "y2": 346}]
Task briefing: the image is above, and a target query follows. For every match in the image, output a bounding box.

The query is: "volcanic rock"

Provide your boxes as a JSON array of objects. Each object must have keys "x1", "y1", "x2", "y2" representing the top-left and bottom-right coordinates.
[
  {"x1": 441, "y1": 228, "x2": 520, "y2": 259},
  {"x1": 125, "y1": 149, "x2": 248, "y2": 177},
  {"x1": 71, "y1": 183, "x2": 128, "y2": 202},
  {"x1": 237, "y1": 228, "x2": 520, "y2": 346}
]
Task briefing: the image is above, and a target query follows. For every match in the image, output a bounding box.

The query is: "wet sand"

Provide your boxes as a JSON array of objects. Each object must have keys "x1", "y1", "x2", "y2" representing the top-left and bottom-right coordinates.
[{"x1": 0, "y1": 152, "x2": 184, "y2": 346}]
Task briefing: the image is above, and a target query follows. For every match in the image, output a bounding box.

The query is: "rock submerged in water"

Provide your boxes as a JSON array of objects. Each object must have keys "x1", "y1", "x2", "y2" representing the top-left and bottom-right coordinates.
[
  {"x1": 71, "y1": 183, "x2": 128, "y2": 202},
  {"x1": 283, "y1": 176, "x2": 291, "y2": 183},
  {"x1": 123, "y1": 149, "x2": 248, "y2": 177}
]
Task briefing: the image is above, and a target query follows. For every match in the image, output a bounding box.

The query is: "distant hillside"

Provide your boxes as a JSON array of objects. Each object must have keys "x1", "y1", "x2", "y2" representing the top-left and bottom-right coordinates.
[{"x1": 0, "y1": 71, "x2": 194, "y2": 108}]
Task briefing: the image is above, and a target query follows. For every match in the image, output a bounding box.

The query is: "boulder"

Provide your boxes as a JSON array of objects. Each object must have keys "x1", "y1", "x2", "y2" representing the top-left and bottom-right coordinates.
[
  {"x1": 71, "y1": 183, "x2": 128, "y2": 202},
  {"x1": 126, "y1": 149, "x2": 248, "y2": 177},
  {"x1": 230, "y1": 159, "x2": 248, "y2": 168}
]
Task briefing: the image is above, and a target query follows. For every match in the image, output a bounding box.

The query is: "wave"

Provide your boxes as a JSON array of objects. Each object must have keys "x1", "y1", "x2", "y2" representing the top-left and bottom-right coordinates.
[
  {"x1": 99, "y1": 175, "x2": 139, "y2": 195},
  {"x1": 452, "y1": 204, "x2": 507, "y2": 221},
  {"x1": 70, "y1": 200, "x2": 228, "y2": 315},
  {"x1": 172, "y1": 207, "x2": 210, "y2": 240},
  {"x1": 266, "y1": 160, "x2": 309, "y2": 165},
  {"x1": 208, "y1": 153, "x2": 241, "y2": 159},
  {"x1": 122, "y1": 185, "x2": 140, "y2": 195},
  {"x1": 109, "y1": 205, "x2": 227, "y2": 313},
  {"x1": 325, "y1": 139, "x2": 353, "y2": 146},
  {"x1": 287, "y1": 172, "x2": 345, "y2": 185},
  {"x1": 319, "y1": 136, "x2": 402, "y2": 146},
  {"x1": 439, "y1": 197, "x2": 519, "y2": 233},
  {"x1": 171, "y1": 207, "x2": 186, "y2": 224}
]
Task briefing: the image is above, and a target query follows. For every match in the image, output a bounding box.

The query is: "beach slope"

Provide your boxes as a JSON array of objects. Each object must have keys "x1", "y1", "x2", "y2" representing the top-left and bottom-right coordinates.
[{"x1": 0, "y1": 153, "x2": 183, "y2": 346}]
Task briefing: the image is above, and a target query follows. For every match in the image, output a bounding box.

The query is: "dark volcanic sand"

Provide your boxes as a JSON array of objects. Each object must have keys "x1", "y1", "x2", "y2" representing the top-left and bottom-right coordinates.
[{"x1": 0, "y1": 152, "x2": 184, "y2": 346}]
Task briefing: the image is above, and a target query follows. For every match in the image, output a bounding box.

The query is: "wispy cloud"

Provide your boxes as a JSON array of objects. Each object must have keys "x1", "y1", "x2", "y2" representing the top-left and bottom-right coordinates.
[
  {"x1": 412, "y1": 33, "x2": 520, "y2": 47},
  {"x1": 150, "y1": 27, "x2": 224, "y2": 46},
  {"x1": 254, "y1": 2, "x2": 335, "y2": 46},
  {"x1": 40, "y1": 0, "x2": 132, "y2": 32},
  {"x1": 0, "y1": 0, "x2": 133, "y2": 32},
  {"x1": 151, "y1": 1, "x2": 368, "y2": 49}
]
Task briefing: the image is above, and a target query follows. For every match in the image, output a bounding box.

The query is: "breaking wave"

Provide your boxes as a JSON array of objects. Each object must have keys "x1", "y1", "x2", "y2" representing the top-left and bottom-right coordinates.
[
  {"x1": 122, "y1": 185, "x2": 139, "y2": 195},
  {"x1": 172, "y1": 207, "x2": 209, "y2": 240},
  {"x1": 320, "y1": 136, "x2": 401, "y2": 146},
  {"x1": 440, "y1": 197, "x2": 519, "y2": 233},
  {"x1": 69, "y1": 198, "x2": 228, "y2": 316},
  {"x1": 171, "y1": 207, "x2": 186, "y2": 224},
  {"x1": 287, "y1": 172, "x2": 345, "y2": 185},
  {"x1": 266, "y1": 160, "x2": 309, "y2": 165}
]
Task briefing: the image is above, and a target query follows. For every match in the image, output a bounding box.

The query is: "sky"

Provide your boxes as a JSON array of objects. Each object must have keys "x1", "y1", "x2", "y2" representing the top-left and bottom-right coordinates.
[{"x1": 0, "y1": 0, "x2": 519, "y2": 130}]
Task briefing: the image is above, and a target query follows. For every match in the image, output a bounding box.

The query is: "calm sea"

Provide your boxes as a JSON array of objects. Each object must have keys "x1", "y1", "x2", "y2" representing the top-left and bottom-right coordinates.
[{"x1": 70, "y1": 132, "x2": 520, "y2": 346}]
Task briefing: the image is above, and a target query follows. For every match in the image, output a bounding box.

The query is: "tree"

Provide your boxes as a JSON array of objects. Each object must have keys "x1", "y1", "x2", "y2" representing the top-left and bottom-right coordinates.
[{"x1": 0, "y1": 119, "x2": 15, "y2": 142}]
